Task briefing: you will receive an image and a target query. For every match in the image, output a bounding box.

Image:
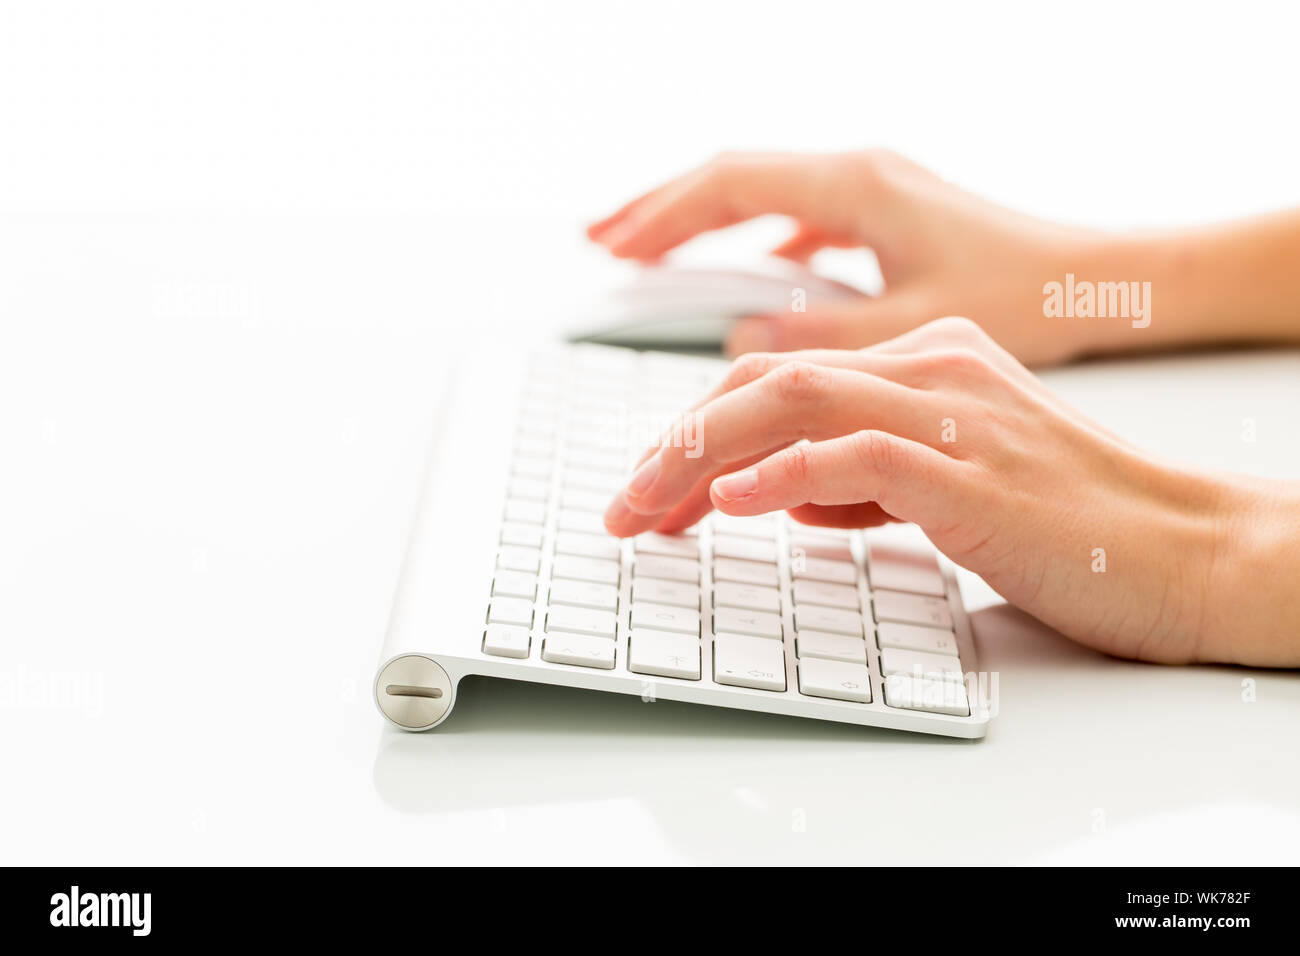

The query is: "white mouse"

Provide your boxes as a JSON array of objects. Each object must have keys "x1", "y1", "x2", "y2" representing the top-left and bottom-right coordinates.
[{"x1": 568, "y1": 258, "x2": 868, "y2": 352}]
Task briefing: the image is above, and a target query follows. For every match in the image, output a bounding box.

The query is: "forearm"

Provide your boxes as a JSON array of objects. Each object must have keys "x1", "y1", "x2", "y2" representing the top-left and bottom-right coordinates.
[{"x1": 1074, "y1": 209, "x2": 1300, "y2": 355}]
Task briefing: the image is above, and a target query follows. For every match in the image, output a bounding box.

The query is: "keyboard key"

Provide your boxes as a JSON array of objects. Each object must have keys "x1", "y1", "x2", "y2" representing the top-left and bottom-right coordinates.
[
  {"x1": 879, "y1": 647, "x2": 964, "y2": 682},
  {"x1": 883, "y1": 674, "x2": 969, "y2": 716},
  {"x1": 555, "y1": 531, "x2": 621, "y2": 561},
  {"x1": 561, "y1": 488, "x2": 609, "y2": 512},
  {"x1": 866, "y1": 540, "x2": 947, "y2": 596},
  {"x1": 543, "y1": 635, "x2": 616, "y2": 670},
  {"x1": 714, "y1": 633, "x2": 786, "y2": 691},
  {"x1": 791, "y1": 556, "x2": 856, "y2": 585},
  {"x1": 711, "y1": 513, "x2": 776, "y2": 538},
  {"x1": 496, "y1": 545, "x2": 541, "y2": 573},
  {"x1": 549, "y1": 579, "x2": 618, "y2": 612},
  {"x1": 504, "y1": 498, "x2": 547, "y2": 525},
  {"x1": 628, "y1": 630, "x2": 701, "y2": 680},
  {"x1": 714, "y1": 557, "x2": 778, "y2": 587},
  {"x1": 876, "y1": 621, "x2": 959, "y2": 657},
  {"x1": 632, "y1": 577, "x2": 699, "y2": 609},
  {"x1": 492, "y1": 570, "x2": 537, "y2": 600},
  {"x1": 511, "y1": 456, "x2": 553, "y2": 479},
  {"x1": 796, "y1": 629, "x2": 867, "y2": 665},
  {"x1": 712, "y1": 534, "x2": 777, "y2": 564},
  {"x1": 483, "y1": 624, "x2": 531, "y2": 659},
  {"x1": 514, "y1": 436, "x2": 554, "y2": 459},
  {"x1": 792, "y1": 579, "x2": 859, "y2": 610},
  {"x1": 488, "y1": 598, "x2": 534, "y2": 627},
  {"x1": 546, "y1": 605, "x2": 617, "y2": 639},
  {"x1": 635, "y1": 532, "x2": 699, "y2": 560},
  {"x1": 798, "y1": 657, "x2": 871, "y2": 703},
  {"x1": 872, "y1": 589, "x2": 954, "y2": 629},
  {"x1": 552, "y1": 554, "x2": 620, "y2": 585},
  {"x1": 789, "y1": 535, "x2": 853, "y2": 562},
  {"x1": 557, "y1": 509, "x2": 607, "y2": 534},
  {"x1": 714, "y1": 607, "x2": 783, "y2": 639},
  {"x1": 714, "y1": 581, "x2": 780, "y2": 613},
  {"x1": 635, "y1": 554, "x2": 699, "y2": 583},
  {"x1": 561, "y1": 469, "x2": 623, "y2": 493},
  {"x1": 500, "y1": 522, "x2": 544, "y2": 548},
  {"x1": 508, "y1": 476, "x2": 550, "y2": 501},
  {"x1": 630, "y1": 602, "x2": 700, "y2": 636},
  {"x1": 794, "y1": 605, "x2": 862, "y2": 638}
]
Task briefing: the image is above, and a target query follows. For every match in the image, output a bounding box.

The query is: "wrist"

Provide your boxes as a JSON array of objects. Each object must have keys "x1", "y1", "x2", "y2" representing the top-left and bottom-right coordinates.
[{"x1": 1195, "y1": 477, "x2": 1300, "y2": 666}]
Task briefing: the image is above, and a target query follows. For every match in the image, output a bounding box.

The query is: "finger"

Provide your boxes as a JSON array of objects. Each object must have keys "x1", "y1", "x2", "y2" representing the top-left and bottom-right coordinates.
[
  {"x1": 786, "y1": 502, "x2": 896, "y2": 529},
  {"x1": 586, "y1": 182, "x2": 673, "y2": 240},
  {"x1": 769, "y1": 225, "x2": 857, "y2": 264},
  {"x1": 709, "y1": 430, "x2": 968, "y2": 531},
  {"x1": 605, "y1": 451, "x2": 775, "y2": 537},
  {"x1": 725, "y1": 295, "x2": 930, "y2": 356},
  {"x1": 596, "y1": 153, "x2": 878, "y2": 260},
  {"x1": 621, "y1": 362, "x2": 933, "y2": 517}
]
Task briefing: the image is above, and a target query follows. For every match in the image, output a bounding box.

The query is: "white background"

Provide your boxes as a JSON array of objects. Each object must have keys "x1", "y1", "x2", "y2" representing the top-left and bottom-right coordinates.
[{"x1": 3, "y1": 1, "x2": 1299, "y2": 865}]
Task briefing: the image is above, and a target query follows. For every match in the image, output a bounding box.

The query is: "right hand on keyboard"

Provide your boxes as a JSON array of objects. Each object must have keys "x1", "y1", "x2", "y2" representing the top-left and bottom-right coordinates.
[{"x1": 603, "y1": 317, "x2": 1300, "y2": 668}]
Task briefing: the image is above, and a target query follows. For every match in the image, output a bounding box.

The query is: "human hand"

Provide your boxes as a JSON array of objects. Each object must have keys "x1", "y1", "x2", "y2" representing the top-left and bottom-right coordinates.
[
  {"x1": 602, "y1": 317, "x2": 1300, "y2": 666},
  {"x1": 588, "y1": 151, "x2": 1117, "y2": 366}
]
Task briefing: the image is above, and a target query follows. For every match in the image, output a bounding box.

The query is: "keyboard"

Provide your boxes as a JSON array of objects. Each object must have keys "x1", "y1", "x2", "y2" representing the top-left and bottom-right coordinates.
[{"x1": 375, "y1": 343, "x2": 990, "y2": 738}]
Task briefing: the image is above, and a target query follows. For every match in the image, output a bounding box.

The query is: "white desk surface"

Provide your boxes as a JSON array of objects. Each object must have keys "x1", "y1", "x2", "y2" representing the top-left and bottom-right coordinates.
[{"x1": 4, "y1": 214, "x2": 1298, "y2": 866}]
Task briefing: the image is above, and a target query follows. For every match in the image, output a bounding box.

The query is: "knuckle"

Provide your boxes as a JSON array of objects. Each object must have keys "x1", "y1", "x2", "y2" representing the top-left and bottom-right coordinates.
[
  {"x1": 726, "y1": 352, "x2": 779, "y2": 389},
  {"x1": 927, "y1": 315, "x2": 987, "y2": 342},
  {"x1": 848, "y1": 429, "x2": 900, "y2": 475},
  {"x1": 767, "y1": 361, "x2": 832, "y2": 405},
  {"x1": 778, "y1": 443, "x2": 815, "y2": 486}
]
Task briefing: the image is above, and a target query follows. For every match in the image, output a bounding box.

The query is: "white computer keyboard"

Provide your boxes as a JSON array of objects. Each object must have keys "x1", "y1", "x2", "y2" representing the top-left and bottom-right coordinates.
[{"x1": 376, "y1": 343, "x2": 990, "y2": 738}]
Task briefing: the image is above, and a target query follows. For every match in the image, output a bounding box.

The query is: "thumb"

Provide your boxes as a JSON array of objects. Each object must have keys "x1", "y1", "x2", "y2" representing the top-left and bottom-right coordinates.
[{"x1": 724, "y1": 295, "x2": 928, "y2": 355}]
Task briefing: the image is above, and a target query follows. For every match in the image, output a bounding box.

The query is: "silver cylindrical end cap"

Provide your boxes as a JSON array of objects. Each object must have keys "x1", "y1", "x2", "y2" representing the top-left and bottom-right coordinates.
[{"x1": 375, "y1": 655, "x2": 454, "y2": 730}]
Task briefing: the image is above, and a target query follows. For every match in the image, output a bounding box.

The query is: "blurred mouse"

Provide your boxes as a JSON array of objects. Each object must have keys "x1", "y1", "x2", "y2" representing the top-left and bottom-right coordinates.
[{"x1": 568, "y1": 258, "x2": 868, "y2": 353}]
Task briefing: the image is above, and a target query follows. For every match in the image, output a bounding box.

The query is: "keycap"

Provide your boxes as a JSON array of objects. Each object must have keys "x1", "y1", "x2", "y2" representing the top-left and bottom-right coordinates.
[
  {"x1": 483, "y1": 624, "x2": 531, "y2": 659},
  {"x1": 792, "y1": 579, "x2": 859, "y2": 610},
  {"x1": 879, "y1": 647, "x2": 964, "y2": 681},
  {"x1": 796, "y1": 629, "x2": 867, "y2": 665},
  {"x1": 511, "y1": 456, "x2": 552, "y2": 479},
  {"x1": 714, "y1": 607, "x2": 783, "y2": 639},
  {"x1": 561, "y1": 488, "x2": 608, "y2": 512},
  {"x1": 508, "y1": 476, "x2": 550, "y2": 501},
  {"x1": 794, "y1": 605, "x2": 862, "y2": 638},
  {"x1": 564, "y1": 448, "x2": 626, "y2": 473},
  {"x1": 714, "y1": 557, "x2": 779, "y2": 587},
  {"x1": 561, "y1": 469, "x2": 623, "y2": 493},
  {"x1": 635, "y1": 533, "x2": 699, "y2": 560},
  {"x1": 549, "y1": 579, "x2": 618, "y2": 611},
  {"x1": 552, "y1": 554, "x2": 620, "y2": 585},
  {"x1": 514, "y1": 436, "x2": 554, "y2": 459},
  {"x1": 711, "y1": 513, "x2": 776, "y2": 538},
  {"x1": 789, "y1": 536, "x2": 853, "y2": 562},
  {"x1": 798, "y1": 657, "x2": 871, "y2": 703},
  {"x1": 497, "y1": 546, "x2": 541, "y2": 573},
  {"x1": 714, "y1": 633, "x2": 786, "y2": 691},
  {"x1": 635, "y1": 554, "x2": 699, "y2": 583},
  {"x1": 883, "y1": 674, "x2": 969, "y2": 716},
  {"x1": 492, "y1": 571, "x2": 537, "y2": 600},
  {"x1": 555, "y1": 531, "x2": 622, "y2": 561},
  {"x1": 712, "y1": 534, "x2": 777, "y2": 564},
  {"x1": 504, "y1": 498, "x2": 547, "y2": 525},
  {"x1": 791, "y1": 556, "x2": 856, "y2": 585},
  {"x1": 543, "y1": 635, "x2": 616, "y2": 670},
  {"x1": 628, "y1": 630, "x2": 701, "y2": 680},
  {"x1": 500, "y1": 522, "x2": 544, "y2": 548},
  {"x1": 632, "y1": 577, "x2": 699, "y2": 609},
  {"x1": 488, "y1": 598, "x2": 534, "y2": 627},
  {"x1": 630, "y1": 602, "x2": 700, "y2": 636},
  {"x1": 872, "y1": 589, "x2": 954, "y2": 629},
  {"x1": 546, "y1": 605, "x2": 617, "y2": 639},
  {"x1": 876, "y1": 621, "x2": 959, "y2": 657},
  {"x1": 714, "y1": 581, "x2": 780, "y2": 613},
  {"x1": 866, "y1": 540, "x2": 947, "y2": 596},
  {"x1": 557, "y1": 509, "x2": 607, "y2": 534}
]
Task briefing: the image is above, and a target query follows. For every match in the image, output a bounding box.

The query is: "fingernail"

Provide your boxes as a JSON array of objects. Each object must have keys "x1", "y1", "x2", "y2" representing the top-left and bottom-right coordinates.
[
  {"x1": 625, "y1": 453, "x2": 661, "y2": 500},
  {"x1": 713, "y1": 469, "x2": 758, "y2": 502},
  {"x1": 603, "y1": 494, "x2": 632, "y2": 533}
]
